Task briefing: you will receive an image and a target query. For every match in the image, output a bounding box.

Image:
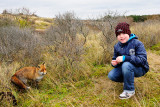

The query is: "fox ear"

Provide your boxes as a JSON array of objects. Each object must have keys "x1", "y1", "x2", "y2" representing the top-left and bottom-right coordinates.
[
  {"x1": 37, "y1": 65, "x2": 40, "y2": 68},
  {"x1": 42, "y1": 62, "x2": 45, "y2": 65}
]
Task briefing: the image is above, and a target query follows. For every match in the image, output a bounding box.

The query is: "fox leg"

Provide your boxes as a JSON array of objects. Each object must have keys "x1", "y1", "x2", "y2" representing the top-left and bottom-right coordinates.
[
  {"x1": 35, "y1": 81, "x2": 40, "y2": 89},
  {"x1": 11, "y1": 75, "x2": 28, "y2": 89},
  {"x1": 19, "y1": 77, "x2": 31, "y2": 89},
  {"x1": 31, "y1": 80, "x2": 39, "y2": 89}
]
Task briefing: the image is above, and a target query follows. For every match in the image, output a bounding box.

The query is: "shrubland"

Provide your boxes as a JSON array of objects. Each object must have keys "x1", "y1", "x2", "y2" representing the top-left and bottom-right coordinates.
[{"x1": 0, "y1": 10, "x2": 160, "y2": 106}]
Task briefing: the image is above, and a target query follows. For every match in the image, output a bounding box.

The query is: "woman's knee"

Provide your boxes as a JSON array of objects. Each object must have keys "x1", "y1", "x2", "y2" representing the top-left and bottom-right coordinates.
[
  {"x1": 122, "y1": 62, "x2": 134, "y2": 74},
  {"x1": 122, "y1": 62, "x2": 132, "y2": 68},
  {"x1": 108, "y1": 72, "x2": 113, "y2": 80},
  {"x1": 108, "y1": 71, "x2": 118, "y2": 82},
  {"x1": 108, "y1": 67, "x2": 123, "y2": 82},
  {"x1": 122, "y1": 62, "x2": 133, "y2": 70}
]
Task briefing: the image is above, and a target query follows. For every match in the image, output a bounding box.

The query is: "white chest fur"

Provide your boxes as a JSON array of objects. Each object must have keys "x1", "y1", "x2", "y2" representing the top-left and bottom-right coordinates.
[
  {"x1": 36, "y1": 75, "x2": 44, "y2": 81},
  {"x1": 35, "y1": 70, "x2": 46, "y2": 81}
]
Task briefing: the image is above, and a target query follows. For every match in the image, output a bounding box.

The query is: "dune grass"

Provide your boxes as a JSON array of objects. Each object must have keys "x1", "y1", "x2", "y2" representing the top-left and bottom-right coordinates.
[
  {"x1": 1, "y1": 49, "x2": 160, "y2": 107},
  {"x1": 0, "y1": 16, "x2": 160, "y2": 106}
]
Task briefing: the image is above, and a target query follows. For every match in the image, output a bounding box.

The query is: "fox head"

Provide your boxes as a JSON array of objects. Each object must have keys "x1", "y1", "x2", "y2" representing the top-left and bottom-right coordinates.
[{"x1": 38, "y1": 62, "x2": 47, "y2": 75}]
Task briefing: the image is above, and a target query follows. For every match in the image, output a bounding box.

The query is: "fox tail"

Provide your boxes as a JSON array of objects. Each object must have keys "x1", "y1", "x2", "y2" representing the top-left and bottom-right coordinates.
[{"x1": 11, "y1": 75, "x2": 27, "y2": 89}]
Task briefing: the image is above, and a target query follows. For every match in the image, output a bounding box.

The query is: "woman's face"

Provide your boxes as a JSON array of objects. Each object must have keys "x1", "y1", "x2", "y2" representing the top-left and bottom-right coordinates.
[{"x1": 117, "y1": 33, "x2": 130, "y2": 43}]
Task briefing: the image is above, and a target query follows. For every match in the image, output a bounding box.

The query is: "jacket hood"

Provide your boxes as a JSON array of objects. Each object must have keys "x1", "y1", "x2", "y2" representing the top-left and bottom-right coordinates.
[
  {"x1": 118, "y1": 34, "x2": 138, "y2": 46},
  {"x1": 128, "y1": 34, "x2": 138, "y2": 41}
]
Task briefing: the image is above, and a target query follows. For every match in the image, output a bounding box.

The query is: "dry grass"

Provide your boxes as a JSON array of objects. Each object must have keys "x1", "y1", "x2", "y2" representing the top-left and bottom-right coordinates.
[
  {"x1": 131, "y1": 20, "x2": 160, "y2": 48},
  {"x1": 147, "y1": 50, "x2": 160, "y2": 73},
  {"x1": 1, "y1": 51, "x2": 160, "y2": 106},
  {"x1": 0, "y1": 14, "x2": 160, "y2": 106},
  {"x1": 35, "y1": 20, "x2": 52, "y2": 30}
]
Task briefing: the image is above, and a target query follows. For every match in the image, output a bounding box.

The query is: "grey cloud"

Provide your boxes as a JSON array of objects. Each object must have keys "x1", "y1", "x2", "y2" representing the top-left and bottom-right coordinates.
[{"x1": 0, "y1": 0, "x2": 160, "y2": 19}]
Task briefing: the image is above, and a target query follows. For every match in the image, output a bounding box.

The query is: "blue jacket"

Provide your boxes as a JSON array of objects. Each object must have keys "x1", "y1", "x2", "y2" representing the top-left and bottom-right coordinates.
[{"x1": 112, "y1": 34, "x2": 149, "y2": 72}]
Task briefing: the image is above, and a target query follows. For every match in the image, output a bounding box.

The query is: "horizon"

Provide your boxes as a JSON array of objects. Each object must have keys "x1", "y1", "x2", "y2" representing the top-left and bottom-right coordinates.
[
  {"x1": 1, "y1": 9, "x2": 160, "y2": 20},
  {"x1": 0, "y1": 0, "x2": 160, "y2": 19}
]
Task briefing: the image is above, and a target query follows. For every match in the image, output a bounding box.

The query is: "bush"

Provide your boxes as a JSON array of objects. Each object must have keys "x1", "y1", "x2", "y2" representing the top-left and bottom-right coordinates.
[
  {"x1": 43, "y1": 12, "x2": 90, "y2": 82},
  {"x1": 129, "y1": 15, "x2": 147, "y2": 22},
  {"x1": 0, "y1": 17, "x2": 17, "y2": 27},
  {"x1": 0, "y1": 26, "x2": 43, "y2": 65}
]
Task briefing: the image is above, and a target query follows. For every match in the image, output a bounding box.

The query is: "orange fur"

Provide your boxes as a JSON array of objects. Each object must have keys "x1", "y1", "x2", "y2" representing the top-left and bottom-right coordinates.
[{"x1": 11, "y1": 63, "x2": 47, "y2": 89}]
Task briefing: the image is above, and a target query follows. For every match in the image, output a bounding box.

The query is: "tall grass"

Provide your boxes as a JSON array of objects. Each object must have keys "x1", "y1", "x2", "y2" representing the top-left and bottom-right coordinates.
[{"x1": 131, "y1": 20, "x2": 160, "y2": 48}]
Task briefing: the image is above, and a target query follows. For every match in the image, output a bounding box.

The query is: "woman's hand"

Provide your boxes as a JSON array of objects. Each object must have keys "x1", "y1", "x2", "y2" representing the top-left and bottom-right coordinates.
[
  {"x1": 111, "y1": 60, "x2": 118, "y2": 66},
  {"x1": 116, "y1": 56, "x2": 123, "y2": 63}
]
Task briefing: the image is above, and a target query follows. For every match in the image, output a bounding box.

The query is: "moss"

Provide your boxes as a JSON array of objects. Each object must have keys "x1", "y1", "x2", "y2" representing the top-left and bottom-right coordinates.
[
  {"x1": 151, "y1": 42, "x2": 160, "y2": 51},
  {"x1": 92, "y1": 65, "x2": 112, "y2": 77},
  {"x1": 74, "y1": 79, "x2": 93, "y2": 88}
]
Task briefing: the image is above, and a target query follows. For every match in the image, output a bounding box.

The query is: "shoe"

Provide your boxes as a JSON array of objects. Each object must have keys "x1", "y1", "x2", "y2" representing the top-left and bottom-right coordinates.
[{"x1": 119, "y1": 91, "x2": 135, "y2": 99}]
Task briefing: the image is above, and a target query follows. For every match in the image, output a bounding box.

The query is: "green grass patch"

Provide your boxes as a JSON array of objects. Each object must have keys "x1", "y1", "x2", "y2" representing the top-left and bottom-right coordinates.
[
  {"x1": 35, "y1": 21, "x2": 51, "y2": 29},
  {"x1": 151, "y1": 42, "x2": 160, "y2": 51},
  {"x1": 74, "y1": 79, "x2": 93, "y2": 88},
  {"x1": 92, "y1": 65, "x2": 112, "y2": 77}
]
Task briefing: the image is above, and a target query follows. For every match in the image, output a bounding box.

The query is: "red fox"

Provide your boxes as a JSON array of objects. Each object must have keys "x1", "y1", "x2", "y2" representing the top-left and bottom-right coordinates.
[{"x1": 11, "y1": 62, "x2": 47, "y2": 89}]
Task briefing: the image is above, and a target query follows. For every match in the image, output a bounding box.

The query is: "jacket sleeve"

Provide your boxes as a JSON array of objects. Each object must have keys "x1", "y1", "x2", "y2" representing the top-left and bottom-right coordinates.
[
  {"x1": 124, "y1": 41, "x2": 147, "y2": 67},
  {"x1": 111, "y1": 45, "x2": 119, "y2": 67},
  {"x1": 112, "y1": 45, "x2": 118, "y2": 60}
]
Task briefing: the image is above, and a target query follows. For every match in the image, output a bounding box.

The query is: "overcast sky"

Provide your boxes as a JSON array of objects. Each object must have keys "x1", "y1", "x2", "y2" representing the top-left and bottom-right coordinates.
[{"x1": 0, "y1": 0, "x2": 160, "y2": 19}]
